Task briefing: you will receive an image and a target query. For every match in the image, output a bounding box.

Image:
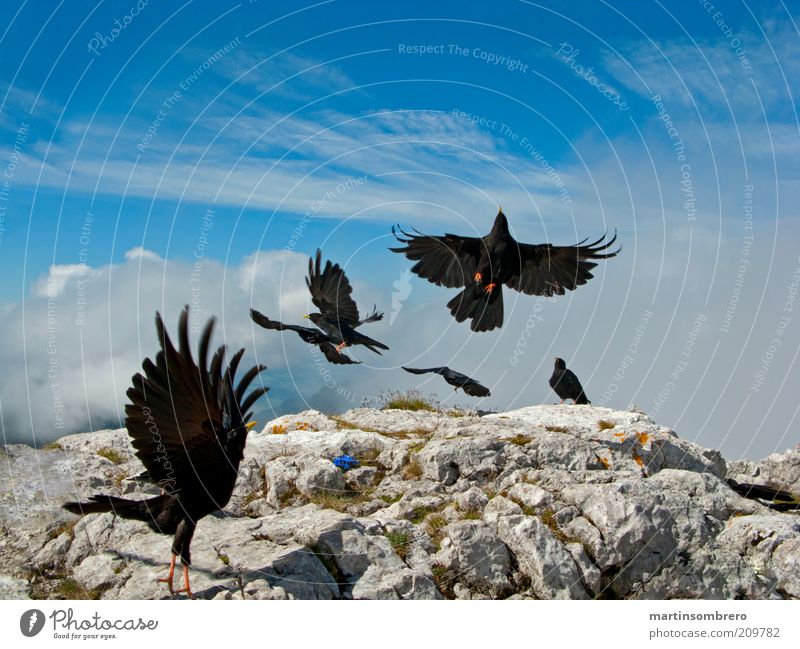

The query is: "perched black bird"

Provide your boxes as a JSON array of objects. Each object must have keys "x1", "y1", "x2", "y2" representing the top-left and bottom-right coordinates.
[
  {"x1": 402, "y1": 366, "x2": 491, "y2": 397},
  {"x1": 391, "y1": 209, "x2": 618, "y2": 331},
  {"x1": 305, "y1": 250, "x2": 389, "y2": 355},
  {"x1": 64, "y1": 307, "x2": 269, "y2": 598},
  {"x1": 250, "y1": 309, "x2": 361, "y2": 364},
  {"x1": 549, "y1": 357, "x2": 590, "y2": 404},
  {"x1": 727, "y1": 479, "x2": 800, "y2": 512}
]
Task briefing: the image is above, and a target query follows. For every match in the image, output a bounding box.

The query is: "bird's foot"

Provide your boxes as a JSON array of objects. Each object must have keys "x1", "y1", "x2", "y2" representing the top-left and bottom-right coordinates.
[
  {"x1": 484, "y1": 283, "x2": 496, "y2": 294},
  {"x1": 473, "y1": 272, "x2": 483, "y2": 282},
  {"x1": 157, "y1": 554, "x2": 177, "y2": 594},
  {"x1": 174, "y1": 565, "x2": 194, "y2": 599},
  {"x1": 334, "y1": 342, "x2": 347, "y2": 354}
]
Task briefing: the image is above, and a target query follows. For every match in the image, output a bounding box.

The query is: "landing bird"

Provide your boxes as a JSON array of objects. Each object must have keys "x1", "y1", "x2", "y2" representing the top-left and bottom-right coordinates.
[
  {"x1": 250, "y1": 250, "x2": 388, "y2": 364},
  {"x1": 549, "y1": 357, "x2": 590, "y2": 404},
  {"x1": 402, "y1": 365, "x2": 491, "y2": 397},
  {"x1": 304, "y1": 249, "x2": 389, "y2": 355},
  {"x1": 727, "y1": 479, "x2": 800, "y2": 512},
  {"x1": 64, "y1": 307, "x2": 269, "y2": 598},
  {"x1": 390, "y1": 208, "x2": 619, "y2": 332}
]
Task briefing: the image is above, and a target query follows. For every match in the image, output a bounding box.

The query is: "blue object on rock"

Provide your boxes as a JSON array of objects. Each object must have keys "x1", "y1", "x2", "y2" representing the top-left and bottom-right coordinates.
[{"x1": 332, "y1": 454, "x2": 360, "y2": 471}]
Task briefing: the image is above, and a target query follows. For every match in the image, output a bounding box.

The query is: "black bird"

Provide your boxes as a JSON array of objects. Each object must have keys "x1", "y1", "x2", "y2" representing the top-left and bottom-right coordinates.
[
  {"x1": 402, "y1": 366, "x2": 491, "y2": 397},
  {"x1": 549, "y1": 357, "x2": 590, "y2": 404},
  {"x1": 305, "y1": 250, "x2": 389, "y2": 355},
  {"x1": 64, "y1": 307, "x2": 269, "y2": 598},
  {"x1": 250, "y1": 309, "x2": 361, "y2": 364},
  {"x1": 726, "y1": 479, "x2": 800, "y2": 512},
  {"x1": 391, "y1": 209, "x2": 618, "y2": 332}
]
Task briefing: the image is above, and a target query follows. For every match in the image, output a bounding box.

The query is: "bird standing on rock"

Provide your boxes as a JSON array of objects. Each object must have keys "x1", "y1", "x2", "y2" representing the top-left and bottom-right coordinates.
[
  {"x1": 64, "y1": 307, "x2": 269, "y2": 598},
  {"x1": 549, "y1": 357, "x2": 590, "y2": 404},
  {"x1": 390, "y1": 209, "x2": 619, "y2": 332}
]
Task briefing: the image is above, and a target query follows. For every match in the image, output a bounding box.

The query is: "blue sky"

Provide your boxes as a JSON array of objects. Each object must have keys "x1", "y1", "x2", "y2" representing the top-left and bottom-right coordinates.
[{"x1": 0, "y1": 1, "x2": 798, "y2": 459}]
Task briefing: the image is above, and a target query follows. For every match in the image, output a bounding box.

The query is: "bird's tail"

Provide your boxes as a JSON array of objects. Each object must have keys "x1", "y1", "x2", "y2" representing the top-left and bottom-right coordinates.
[
  {"x1": 575, "y1": 392, "x2": 591, "y2": 405},
  {"x1": 447, "y1": 284, "x2": 504, "y2": 332},
  {"x1": 63, "y1": 494, "x2": 171, "y2": 522},
  {"x1": 349, "y1": 330, "x2": 390, "y2": 354}
]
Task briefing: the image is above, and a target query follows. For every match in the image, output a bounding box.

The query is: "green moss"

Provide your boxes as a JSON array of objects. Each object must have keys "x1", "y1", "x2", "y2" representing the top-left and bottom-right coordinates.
[
  {"x1": 57, "y1": 577, "x2": 100, "y2": 600},
  {"x1": 96, "y1": 447, "x2": 125, "y2": 464},
  {"x1": 508, "y1": 434, "x2": 532, "y2": 446},
  {"x1": 545, "y1": 425, "x2": 568, "y2": 433},
  {"x1": 379, "y1": 493, "x2": 402, "y2": 505},
  {"x1": 305, "y1": 490, "x2": 369, "y2": 513},
  {"x1": 385, "y1": 531, "x2": 411, "y2": 560},
  {"x1": 597, "y1": 420, "x2": 616, "y2": 431},
  {"x1": 42, "y1": 441, "x2": 63, "y2": 451}
]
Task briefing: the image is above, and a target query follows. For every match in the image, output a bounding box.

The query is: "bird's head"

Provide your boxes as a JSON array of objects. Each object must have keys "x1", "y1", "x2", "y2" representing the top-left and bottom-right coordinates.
[
  {"x1": 492, "y1": 208, "x2": 509, "y2": 233},
  {"x1": 305, "y1": 313, "x2": 324, "y2": 327},
  {"x1": 554, "y1": 357, "x2": 566, "y2": 370}
]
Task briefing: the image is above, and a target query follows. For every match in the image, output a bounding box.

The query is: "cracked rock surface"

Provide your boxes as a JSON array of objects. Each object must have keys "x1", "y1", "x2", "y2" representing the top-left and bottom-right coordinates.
[{"x1": 1, "y1": 405, "x2": 797, "y2": 599}]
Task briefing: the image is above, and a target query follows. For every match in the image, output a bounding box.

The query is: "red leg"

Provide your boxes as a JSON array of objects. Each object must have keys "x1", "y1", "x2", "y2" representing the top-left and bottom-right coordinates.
[
  {"x1": 474, "y1": 272, "x2": 482, "y2": 282},
  {"x1": 175, "y1": 563, "x2": 193, "y2": 598},
  {"x1": 484, "y1": 283, "x2": 496, "y2": 294},
  {"x1": 335, "y1": 342, "x2": 347, "y2": 353},
  {"x1": 157, "y1": 554, "x2": 176, "y2": 593}
]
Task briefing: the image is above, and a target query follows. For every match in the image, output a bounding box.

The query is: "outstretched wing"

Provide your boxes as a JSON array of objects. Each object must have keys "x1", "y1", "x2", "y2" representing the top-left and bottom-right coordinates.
[
  {"x1": 125, "y1": 307, "x2": 268, "y2": 494},
  {"x1": 402, "y1": 366, "x2": 444, "y2": 376},
  {"x1": 306, "y1": 250, "x2": 361, "y2": 326},
  {"x1": 251, "y1": 309, "x2": 360, "y2": 365},
  {"x1": 390, "y1": 226, "x2": 483, "y2": 289},
  {"x1": 503, "y1": 231, "x2": 619, "y2": 296},
  {"x1": 460, "y1": 379, "x2": 491, "y2": 397}
]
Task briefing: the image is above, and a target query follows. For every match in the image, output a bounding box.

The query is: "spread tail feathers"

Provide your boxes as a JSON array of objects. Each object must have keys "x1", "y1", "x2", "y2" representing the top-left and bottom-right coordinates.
[
  {"x1": 63, "y1": 494, "x2": 171, "y2": 522},
  {"x1": 447, "y1": 284, "x2": 504, "y2": 332}
]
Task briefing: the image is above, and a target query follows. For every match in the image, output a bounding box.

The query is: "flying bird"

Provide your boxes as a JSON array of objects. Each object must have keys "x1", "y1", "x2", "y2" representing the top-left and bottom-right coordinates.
[
  {"x1": 390, "y1": 209, "x2": 618, "y2": 332},
  {"x1": 64, "y1": 307, "x2": 269, "y2": 598},
  {"x1": 250, "y1": 309, "x2": 361, "y2": 364},
  {"x1": 402, "y1": 365, "x2": 491, "y2": 397},
  {"x1": 305, "y1": 249, "x2": 389, "y2": 355},
  {"x1": 250, "y1": 250, "x2": 388, "y2": 364},
  {"x1": 549, "y1": 357, "x2": 590, "y2": 404}
]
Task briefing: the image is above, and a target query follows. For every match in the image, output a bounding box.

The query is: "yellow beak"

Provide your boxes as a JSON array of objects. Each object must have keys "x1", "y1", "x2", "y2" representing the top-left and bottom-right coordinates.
[
  {"x1": 302, "y1": 315, "x2": 310, "y2": 319},
  {"x1": 245, "y1": 421, "x2": 258, "y2": 430}
]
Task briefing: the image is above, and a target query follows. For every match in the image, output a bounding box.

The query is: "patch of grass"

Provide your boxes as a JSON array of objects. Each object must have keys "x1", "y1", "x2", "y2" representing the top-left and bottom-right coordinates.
[
  {"x1": 381, "y1": 389, "x2": 438, "y2": 412},
  {"x1": 96, "y1": 447, "x2": 125, "y2": 464},
  {"x1": 426, "y1": 513, "x2": 448, "y2": 549},
  {"x1": 407, "y1": 440, "x2": 428, "y2": 454},
  {"x1": 277, "y1": 486, "x2": 300, "y2": 507},
  {"x1": 431, "y1": 563, "x2": 456, "y2": 599},
  {"x1": 385, "y1": 531, "x2": 411, "y2": 560},
  {"x1": 57, "y1": 577, "x2": 100, "y2": 600},
  {"x1": 379, "y1": 493, "x2": 402, "y2": 505},
  {"x1": 240, "y1": 490, "x2": 263, "y2": 508},
  {"x1": 460, "y1": 508, "x2": 482, "y2": 520},
  {"x1": 330, "y1": 416, "x2": 381, "y2": 434},
  {"x1": 401, "y1": 457, "x2": 424, "y2": 480},
  {"x1": 216, "y1": 551, "x2": 231, "y2": 566},
  {"x1": 305, "y1": 490, "x2": 369, "y2": 513},
  {"x1": 446, "y1": 408, "x2": 468, "y2": 418},
  {"x1": 539, "y1": 509, "x2": 576, "y2": 545},
  {"x1": 112, "y1": 471, "x2": 127, "y2": 490},
  {"x1": 508, "y1": 434, "x2": 531, "y2": 446},
  {"x1": 597, "y1": 419, "x2": 616, "y2": 431},
  {"x1": 42, "y1": 441, "x2": 63, "y2": 451},
  {"x1": 47, "y1": 521, "x2": 76, "y2": 541},
  {"x1": 545, "y1": 425, "x2": 568, "y2": 433},
  {"x1": 409, "y1": 503, "x2": 444, "y2": 525}
]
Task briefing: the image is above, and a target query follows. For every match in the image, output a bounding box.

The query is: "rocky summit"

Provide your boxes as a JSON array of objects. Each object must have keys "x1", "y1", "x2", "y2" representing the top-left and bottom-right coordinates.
[{"x1": 1, "y1": 405, "x2": 798, "y2": 600}]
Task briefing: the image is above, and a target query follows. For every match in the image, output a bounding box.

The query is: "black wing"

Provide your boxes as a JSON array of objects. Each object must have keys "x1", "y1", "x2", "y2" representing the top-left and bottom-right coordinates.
[
  {"x1": 402, "y1": 366, "x2": 445, "y2": 376},
  {"x1": 727, "y1": 479, "x2": 800, "y2": 512},
  {"x1": 391, "y1": 226, "x2": 483, "y2": 289},
  {"x1": 306, "y1": 250, "x2": 361, "y2": 326},
  {"x1": 125, "y1": 307, "x2": 268, "y2": 493},
  {"x1": 251, "y1": 309, "x2": 360, "y2": 365},
  {"x1": 504, "y1": 231, "x2": 619, "y2": 296},
  {"x1": 458, "y1": 377, "x2": 491, "y2": 397}
]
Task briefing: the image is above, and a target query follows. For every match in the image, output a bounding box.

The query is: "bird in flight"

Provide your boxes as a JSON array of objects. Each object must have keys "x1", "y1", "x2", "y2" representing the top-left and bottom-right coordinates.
[
  {"x1": 549, "y1": 357, "x2": 590, "y2": 404},
  {"x1": 391, "y1": 209, "x2": 618, "y2": 332},
  {"x1": 402, "y1": 365, "x2": 491, "y2": 397},
  {"x1": 251, "y1": 250, "x2": 388, "y2": 363},
  {"x1": 64, "y1": 307, "x2": 269, "y2": 598}
]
